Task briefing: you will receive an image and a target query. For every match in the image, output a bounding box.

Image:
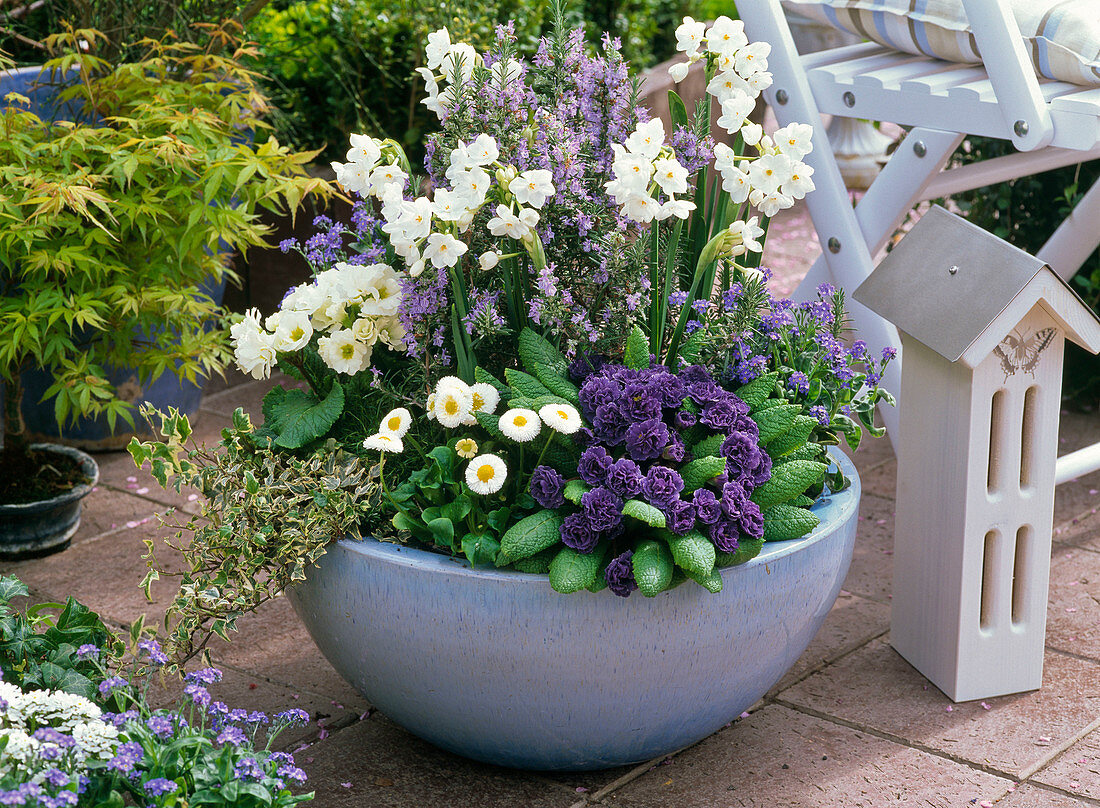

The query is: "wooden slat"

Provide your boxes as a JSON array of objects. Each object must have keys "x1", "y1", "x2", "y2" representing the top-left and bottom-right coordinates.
[
  {"x1": 902, "y1": 65, "x2": 988, "y2": 94},
  {"x1": 810, "y1": 50, "x2": 927, "y2": 84},
  {"x1": 800, "y1": 41, "x2": 885, "y2": 70},
  {"x1": 854, "y1": 57, "x2": 971, "y2": 90}
]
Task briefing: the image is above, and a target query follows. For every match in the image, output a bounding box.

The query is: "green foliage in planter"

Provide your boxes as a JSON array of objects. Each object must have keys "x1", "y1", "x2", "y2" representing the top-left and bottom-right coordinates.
[
  {"x1": 127, "y1": 405, "x2": 382, "y2": 666},
  {"x1": 0, "y1": 26, "x2": 331, "y2": 458},
  {"x1": 945, "y1": 137, "x2": 1100, "y2": 404},
  {"x1": 0, "y1": 575, "x2": 124, "y2": 700}
]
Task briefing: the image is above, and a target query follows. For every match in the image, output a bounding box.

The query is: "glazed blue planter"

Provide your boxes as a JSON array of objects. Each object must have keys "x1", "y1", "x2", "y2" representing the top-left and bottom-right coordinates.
[{"x1": 290, "y1": 451, "x2": 860, "y2": 771}]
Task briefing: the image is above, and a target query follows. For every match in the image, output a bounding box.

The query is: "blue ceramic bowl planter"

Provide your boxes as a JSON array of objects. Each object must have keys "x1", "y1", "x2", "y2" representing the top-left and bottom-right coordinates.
[{"x1": 290, "y1": 451, "x2": 861, "y2": 771}]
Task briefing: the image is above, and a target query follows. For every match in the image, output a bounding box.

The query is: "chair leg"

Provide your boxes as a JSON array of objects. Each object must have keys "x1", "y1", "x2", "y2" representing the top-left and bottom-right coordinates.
[{"x1": 1037, "y1": 174, "x2": 1100, "y2": 281}]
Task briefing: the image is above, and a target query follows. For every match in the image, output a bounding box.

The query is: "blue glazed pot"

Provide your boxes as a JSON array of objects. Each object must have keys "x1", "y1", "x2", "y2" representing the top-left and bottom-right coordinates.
[{"x1": 289, "y1": 451, "x2": 860, "y2": 771}]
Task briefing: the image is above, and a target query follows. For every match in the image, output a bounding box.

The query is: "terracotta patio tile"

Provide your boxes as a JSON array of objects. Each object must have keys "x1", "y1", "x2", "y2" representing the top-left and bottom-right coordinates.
[
  {"x1": 200, "y1": 373, "x2": 305, "y2": 418},
  {"x1": 296, "y1": 714, "x2": 579, "y2": 808},
  {"x1": 996, "y1": 784, "x2": 1092, "y2": 806},
  {"x1": 605, "y1": 705, "x2": 1009, "y2": 808},
  {"x1": 72, "y1": 486, "x2": 161, "y2": 545},
  {"x1": 780, "y1": 639, "x2": 1100, "y2": 779},
  {"x1": 842, "y1": 493, "x2": 895, "y2": 603},
  {"x1": 1032, "y1": 724, "x2": 1100, "y2": 802},
  {"x1": 769, "y1": 590, "x2": 890, "y2": 695},
  {"x1": 0, "y1": 522, "x2": 184, "y2": 629},
  {"x1": 208, "y1": 594, "x2": 369, "y2": 711},
  {"x1": 1045, "y1": 544, "x2": 1100, "y2": 662}
]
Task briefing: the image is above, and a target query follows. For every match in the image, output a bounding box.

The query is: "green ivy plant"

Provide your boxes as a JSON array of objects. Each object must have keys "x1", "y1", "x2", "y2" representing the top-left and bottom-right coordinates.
[
  {"x1": 0, "y1": 575, "x2": 124, "y2": 699},
  {"x1": 0, "y1": 24, "x2": 331, "y2": 468},
  {"x1": 127, "y1": 405, "x2": 382, "y2": 667}
]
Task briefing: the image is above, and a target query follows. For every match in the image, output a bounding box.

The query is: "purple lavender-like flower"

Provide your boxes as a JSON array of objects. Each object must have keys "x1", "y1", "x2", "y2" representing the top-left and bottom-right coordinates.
[
  {"x1": 216, "y1": 726, "x2": 247, "y2": 747},
  {"x1": 184, "y1": 667, "x2": 222, "y2": 685},
  {"x1": 530, "y1": 466, "x2": 566, "y2": 509},
  {"x1": 708, "y1": 519, "x2": 741, "y2": 553},
  {"x1": 146, "y1": 715, "x2": 174, "y2": 739},
  {"x1": 580, "y1": 487, "x2": 623, "y2": 532},
  {"x1": 75, "y1": 644, "x2": 99, "y2": 660},
  {"x1": 183, "y1": 683, "x2": 212, "y2": 708},
  {"x1": 641, "y1": 465, "x2": 684, "y2": 509},
  {"x1": 234, "y1": 757, "x2": 265, "y2": 781},
  {"x1": 787, "y1": 371, "x2": 810, "y2": 394},
  {"x1": 107, "y1": 742, "x2": 144, "y2": 774},
  {"x1": 692, "y1": 488, "x2": 722, "y2": 525},
  {"x1": 44, "y1": 770, "x2": 69, "y2": 789},
  {"x1": 278, "y1": 763, "x2": 308, "y2": 783},
  {"x1": 666, "y1": 499, "x2": 696, "y2": 535},
  {"x1": 605, "y1": 458, "x2": 643, "y2": 499},
  {"x1": 33, "y1": 728, "x2": 75, "y2": 748},
  {"x1": 144, "y1": 779, "x2": 178, "y2": 798},
  {"x1": 578, "y1": 446, "x2": 614, "y2": 486},
  {"x1": 808, "y1": 405, "x2": 830, "y2": 426},
  {"x1": 604, "y1": 550, "x2": 638, "y2": 598},
  {"x1": 138, "y1": 638, "x2": 168, "y2": 666},
  {"x1": 275, "y1": 709, "x2": 311, "y2": 727},
  {"x1": 560, "y1": 513, "x2": 599, "y2": 553},
  {"x1": 625, "y1": 418, "x2": 669, "y2": 462},
  {"x1": 98, "y1": 677, "x2": 127, "y2": 698}
]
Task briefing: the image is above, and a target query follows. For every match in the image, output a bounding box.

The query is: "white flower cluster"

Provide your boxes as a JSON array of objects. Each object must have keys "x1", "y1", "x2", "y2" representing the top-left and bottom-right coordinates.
[
  {"x1": 0, "y1": 680, "x2": 120, "y2": 779},
  {"x1": 330, "y1": 133, "x2": 409, "y2": 200},
  {"x1": 427, "y1": 376, "x2": 501, "y2": 429},
  {"x1": 672, "y1": 16, "x2": 772, "y2": 102},
  {"x1": 230, "y1": 261, "x2": 406, "y2": 379},
  {"x1": 714, "y1": 122, "x2": 815, "y2": 217},
  {"x1": 606, "y1": 119, "x2": 697, "y2": 224},
  {"x1": 414, "y1": 27, "x2": 524, "y2": 120}
]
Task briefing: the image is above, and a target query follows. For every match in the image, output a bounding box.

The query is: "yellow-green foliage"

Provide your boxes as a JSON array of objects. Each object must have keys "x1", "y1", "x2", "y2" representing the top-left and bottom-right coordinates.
[{"x1": 0, "y1": 25, "x2": 331, "y2": 443}]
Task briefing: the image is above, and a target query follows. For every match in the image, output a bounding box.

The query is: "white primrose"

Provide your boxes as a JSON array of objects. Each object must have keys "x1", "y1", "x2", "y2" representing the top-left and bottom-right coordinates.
[{"x1": 318, "y1": 328, "x2": 371, "y2": 375}]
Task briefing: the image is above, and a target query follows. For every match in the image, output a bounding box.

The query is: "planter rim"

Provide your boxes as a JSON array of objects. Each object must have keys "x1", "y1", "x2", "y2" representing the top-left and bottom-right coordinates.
[
  {"x1": 334, "y1": 449, "x2": 860, "y2": 586},
  {"x1": 0, "y1": 443, "x2": 99, "y2": 514}
]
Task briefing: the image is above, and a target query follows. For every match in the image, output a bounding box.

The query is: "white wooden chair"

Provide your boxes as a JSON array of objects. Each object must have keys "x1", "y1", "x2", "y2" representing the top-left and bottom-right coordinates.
[{"x1": 738, "y1": 0, "x2": 1100, "y2": 455}]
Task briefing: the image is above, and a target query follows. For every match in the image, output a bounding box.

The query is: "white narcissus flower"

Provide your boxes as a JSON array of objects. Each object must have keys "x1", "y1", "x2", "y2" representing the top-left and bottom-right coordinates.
[
  {"x1": 752, "y1": 188, "x2": 795, "y2": 217},
  {"x1": 467, "y1": 133, "x2": 500, "y2": 166},
  {"x1": 425, "y1": 28, "x2": 452, "y2": 71},
  {"x1": 748, "y1": 153, "x2": 794, "y2": 195},
  {"x1": 379, "y1": 407, "x2": 412, "y2": 437},
  {"x1": 455, "y1": 438, "x2": 478, "y2": 459},
  {"x1": 774, "y1": 122, "x2": 815, "y2": 161},
  {"x1": 652, "y1": 157, "x2": 689, "y2": 195},
  {"x1": 782, "y1": 162, "x2": 815, "y2": 199},
  {"x1": 272, "y1": 310, "x2": 313, "y2": 352},
  {"x1": 728, "y1": 216, "x2": 765, "y2": 253},
  {"x1": 363, "y1": 432, "x2": 404, "y2": 453},
  {"x1": 383, "y1": 196, "x2": 433, "y2": 243},
  {"x1": 452, "y1": 166, "x2": 490, "y2": 204},
  {"x1": 487, "y1": 205, "x2": 539, "y2": 240},
  {"x1": 346, "y1": 133, "x2": 381, "y2": 168},
  {"x1": 675, "y1": 16, "x2": 706, "y2": 57},
  {"x1": 331, "y1": 161, "x2": 371, "y2": 195},
  {"x1": 409, "y1": 258, "x2": 426, "y2": 278},
  {"x1": 465, "y1": 453, "x2": 507, "y2": 495},
  {"x1": 490, "y1": 58, "x2": 523, "y2": 86},
  {"x1": 423, "y1": 232, "x2": 468, "y2": 268},
  {"x1": 538, "y1": 402, "x2": 581, "y2": 434},
  {"x1": 706, "y1": 70, "x2": 750, "y2": 103},
  {"x1": 624, "y1": 118, "x2": 665, "y2": 160},
  {"x1": 440, "y1": 43, "x2": 478, "y2": 84},
  {"x1": 479, "y1": 250, "x2": 501, "y2": 270},
  {"x1": 499, "y1": 407, "x2": 541, "y2": 442},
  {"x1": 735, "y1": 42, "x2": 770, "y2": 76},
  {"x1": 747, "y1": 70, "x2": 773, "y2": 95},
  {"x1": 431, "y1": 188, "x2": 471, "y2": 222},
  {"x1": 706, "y1": 16, "x2": 748, "y2": 56},
  {"x1": 611, "y1": 144, "x2": 655, "y2": 185},
  {"x1": 718, "y1": 162, "x2": 751, "y2": 203},
  {"x1": 318, "y1": 329, "x2": 371, "y2": 375},
  {"x1": 621, "y1": 193, "x2": 660, "y2": 223},
  {"x1": 716, "y1": 92, "x2": 756, "y2": 134},
  {"x1": 509, "y1": 169, "x2": 555, "y2": 209},
  {"x1": 656, "y1": 198, "x2": 696, "y2": 220},
  {"x1": 740, "y1": 121, "x2": 764, "y2": 146},
  {"x1": 668, "y1": 61, "x2": 690, "y2": 83},
  {"x1": 368, "y1": 163, "x2": 408, "y2": 197}
]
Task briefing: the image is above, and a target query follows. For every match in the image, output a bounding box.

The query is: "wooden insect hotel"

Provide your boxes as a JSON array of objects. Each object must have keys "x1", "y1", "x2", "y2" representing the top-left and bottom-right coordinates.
[{"x1": 853, "y1": 205, "x2": 1100, "y2": 702}]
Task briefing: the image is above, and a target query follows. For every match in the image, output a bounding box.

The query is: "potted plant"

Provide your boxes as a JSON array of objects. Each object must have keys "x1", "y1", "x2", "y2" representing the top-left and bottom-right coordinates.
[
  {"x1": 130, "y1": 3, "x2": 894, "y2": 770},
  {"x1": 0, "y1": 28, "x2": 330, "y2": 555}
]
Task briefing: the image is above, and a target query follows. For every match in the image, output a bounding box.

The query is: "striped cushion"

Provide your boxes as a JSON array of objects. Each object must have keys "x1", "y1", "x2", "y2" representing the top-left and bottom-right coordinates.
[{"x1": 780, "y1": 0, "x2": 1100, "y2": 87}]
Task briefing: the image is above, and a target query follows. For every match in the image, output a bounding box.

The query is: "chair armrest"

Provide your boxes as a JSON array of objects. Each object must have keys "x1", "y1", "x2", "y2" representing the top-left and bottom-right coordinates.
[{"x1": 961, "y1": 0, "x2": 1053, "y2": 150}]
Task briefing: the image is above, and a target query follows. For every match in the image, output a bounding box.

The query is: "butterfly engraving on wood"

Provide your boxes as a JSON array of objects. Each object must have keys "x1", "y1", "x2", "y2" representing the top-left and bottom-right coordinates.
[{"x1": 992, "y1": 327, "x2": 1057, "y2": 382}]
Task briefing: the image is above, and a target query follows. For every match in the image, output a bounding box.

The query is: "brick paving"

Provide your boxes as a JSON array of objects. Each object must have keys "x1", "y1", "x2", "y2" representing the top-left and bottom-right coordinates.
[{"x1": 4, "y1": 209, "x2": 1100, "y2": 806}]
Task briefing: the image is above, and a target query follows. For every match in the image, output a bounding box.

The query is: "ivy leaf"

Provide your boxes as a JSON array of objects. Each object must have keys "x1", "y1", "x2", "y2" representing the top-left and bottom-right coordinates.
[
  {"x1": 734, "y1": 372, "x2": 779, "y2": 410},
  {"x1": 680, "y1": 456, "x2": 727, "y2": 491},
  {"x1": 624, "y1": 324, "x2": 650, "y2": 370},
  {"x1": 622, "y1": 499, "x2": 666, "y2": 528},
  {"x1": 497, "y1": 510, "x2": 564, "y2": 565},
  {"x1": 263, "y1": 384, "x2": 345, "y2": 449},
  {"x1": 461, "y1": 533, "x2": 500, "y2": 567},
  {"x1": 548, "y1": 544, "x2": 606, "y2": 594},
  {"x1": 750, "y1": 460, "x2": 828, "y2": 510},
  {"x1": 0, "y1": 576, "x2": 29, "y2": 604}
]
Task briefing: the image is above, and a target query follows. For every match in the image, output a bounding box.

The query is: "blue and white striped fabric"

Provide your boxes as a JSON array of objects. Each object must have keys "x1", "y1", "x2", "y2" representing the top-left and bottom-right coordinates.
[{"x1": 781, "y1": 0, "x2": 1100, "y2": 87}]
